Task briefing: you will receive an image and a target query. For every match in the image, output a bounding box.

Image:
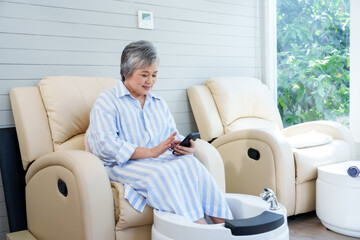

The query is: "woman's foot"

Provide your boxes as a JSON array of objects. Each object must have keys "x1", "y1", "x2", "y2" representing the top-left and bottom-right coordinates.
[
  {"x1": 194, "y1": 217, "x2": 208, "y2": 224},
  {"x1": 195, "y1": 216, "x2": 226, "y2": 224},
  {"x1": 209, "y1": 216, "x2": 226, "y2": 224}
]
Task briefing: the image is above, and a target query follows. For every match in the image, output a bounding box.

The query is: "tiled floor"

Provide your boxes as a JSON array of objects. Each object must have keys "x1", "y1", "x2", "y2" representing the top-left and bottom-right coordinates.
[{"x1": 288, "y1": 211, "x2": 359, "y2": 240}]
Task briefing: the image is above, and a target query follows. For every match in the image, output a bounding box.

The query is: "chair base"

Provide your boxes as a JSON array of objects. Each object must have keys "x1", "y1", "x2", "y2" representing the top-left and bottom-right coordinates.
[{"x1": 7, "y1": 230, "x2": 36, "y2": 240}]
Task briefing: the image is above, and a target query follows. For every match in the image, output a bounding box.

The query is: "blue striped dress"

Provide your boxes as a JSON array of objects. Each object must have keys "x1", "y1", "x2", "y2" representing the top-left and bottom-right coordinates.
[{"x1": 86, "y1": 80, "x2": 233, "y2": 221}]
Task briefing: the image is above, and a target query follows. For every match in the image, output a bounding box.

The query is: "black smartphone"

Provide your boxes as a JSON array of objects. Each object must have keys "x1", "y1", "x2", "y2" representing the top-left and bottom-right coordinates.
[
  {"x1": 177, "y1": 132, "x2": 200, "y2": 148},
  {"x1": 173, "y1": 132, "x2": 200, "y2": 155}
]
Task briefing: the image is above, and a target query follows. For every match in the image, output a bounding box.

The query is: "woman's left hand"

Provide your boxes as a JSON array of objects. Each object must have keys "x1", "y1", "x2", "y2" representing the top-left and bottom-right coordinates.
[{"x1": 172, "y1": 139, "x2": 196, "y2": 155}]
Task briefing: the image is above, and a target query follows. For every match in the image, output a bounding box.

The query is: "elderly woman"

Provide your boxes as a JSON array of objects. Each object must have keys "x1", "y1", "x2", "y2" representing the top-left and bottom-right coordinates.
[{"x1": 86, "y1": 40, "x2": 233, "y2": 224}]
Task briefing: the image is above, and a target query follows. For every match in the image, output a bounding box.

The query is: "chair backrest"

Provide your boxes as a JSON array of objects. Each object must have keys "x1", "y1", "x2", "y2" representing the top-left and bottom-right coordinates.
[
  {"x1": 10, "y1": 76, "x2": 117, "y2": 170},
  {"x1": 188, "y1": 77, "x2": 283, "y2": 142}
]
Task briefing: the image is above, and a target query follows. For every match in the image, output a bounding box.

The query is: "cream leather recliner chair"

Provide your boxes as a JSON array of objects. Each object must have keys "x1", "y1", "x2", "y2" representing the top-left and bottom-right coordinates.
[
  {"x1": 10, "y1": 76, "x2": 226, "y2": 240},
  {"x1": 187, "y1": 77, "x2": 354, "y2": 216}
]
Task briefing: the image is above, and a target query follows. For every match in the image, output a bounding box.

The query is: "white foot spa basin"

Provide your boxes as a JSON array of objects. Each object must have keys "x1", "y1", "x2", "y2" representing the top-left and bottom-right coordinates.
[{"x1": 152, "y1": 193, "x2": 289, "y2": 240}]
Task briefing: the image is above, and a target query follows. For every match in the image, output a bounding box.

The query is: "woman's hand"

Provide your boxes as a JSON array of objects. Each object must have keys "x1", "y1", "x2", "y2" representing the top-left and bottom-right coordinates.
[
  {"x1": 150, "y1": 132, "x2": 177, "y2": 158},
  {"x1": 172, "y1": 139, "x2": 196, "y2": 156}
]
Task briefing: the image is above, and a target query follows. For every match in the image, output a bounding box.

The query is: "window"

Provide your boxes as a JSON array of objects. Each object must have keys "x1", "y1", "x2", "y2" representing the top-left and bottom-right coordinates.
[{"x1": 276, "y1": 0, "x2": 350, "y2": 127}]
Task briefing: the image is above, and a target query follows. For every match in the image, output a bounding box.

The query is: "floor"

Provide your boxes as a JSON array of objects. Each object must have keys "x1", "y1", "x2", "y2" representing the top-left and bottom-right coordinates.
[{"x1": 288, "y1": 211, "x2": 359, "y2": 240}]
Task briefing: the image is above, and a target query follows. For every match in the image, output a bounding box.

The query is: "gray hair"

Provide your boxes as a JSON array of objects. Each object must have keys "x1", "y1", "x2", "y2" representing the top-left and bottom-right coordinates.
[{"x1": 120, "y1": 40, "x2": 159, "y2": 81}]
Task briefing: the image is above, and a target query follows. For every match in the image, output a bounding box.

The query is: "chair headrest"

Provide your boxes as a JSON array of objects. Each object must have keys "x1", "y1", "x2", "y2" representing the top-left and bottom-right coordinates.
[{"x1": 205, "y1": 77, "x2": 283, "y2": 129}]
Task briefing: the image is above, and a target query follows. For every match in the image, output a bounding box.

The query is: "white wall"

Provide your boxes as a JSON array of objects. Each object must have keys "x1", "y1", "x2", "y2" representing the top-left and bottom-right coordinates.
[{"x1": 0, "y1": 0, "x2": 262, "y2": 237}]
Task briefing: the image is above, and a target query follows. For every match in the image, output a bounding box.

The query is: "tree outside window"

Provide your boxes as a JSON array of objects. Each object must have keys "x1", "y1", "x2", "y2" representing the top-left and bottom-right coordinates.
[{"x1": 277, "y1": 0, "x2": 350, "y2": 127}]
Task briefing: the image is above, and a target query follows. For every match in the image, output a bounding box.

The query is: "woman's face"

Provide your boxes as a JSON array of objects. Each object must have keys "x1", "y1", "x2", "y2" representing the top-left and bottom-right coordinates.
[{"x1": 124, "y1": 63, "x2": 158, "y2": 100}]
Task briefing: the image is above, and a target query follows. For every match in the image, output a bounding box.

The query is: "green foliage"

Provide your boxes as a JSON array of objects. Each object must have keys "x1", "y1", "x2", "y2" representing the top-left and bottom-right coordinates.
[{"x1": 277, "y1": 0, "x2": 350, "y2": 127}]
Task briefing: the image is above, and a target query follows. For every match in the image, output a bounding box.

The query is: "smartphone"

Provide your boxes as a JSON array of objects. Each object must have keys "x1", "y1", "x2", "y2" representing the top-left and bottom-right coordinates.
[{"x1": 176, "y1": 132, "x2": 200, "y2": 148}]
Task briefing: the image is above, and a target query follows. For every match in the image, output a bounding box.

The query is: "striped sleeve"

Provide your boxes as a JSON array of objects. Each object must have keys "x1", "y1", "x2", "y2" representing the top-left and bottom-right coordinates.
[{"x1": 88, "y1": 92, "x2": 137, "y2": 167}]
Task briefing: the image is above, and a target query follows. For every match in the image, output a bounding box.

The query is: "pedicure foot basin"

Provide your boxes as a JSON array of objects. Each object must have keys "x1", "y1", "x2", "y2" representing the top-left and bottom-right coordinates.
[{"x1": 152, "y1": 193, "x2": 289, "y2": 240}]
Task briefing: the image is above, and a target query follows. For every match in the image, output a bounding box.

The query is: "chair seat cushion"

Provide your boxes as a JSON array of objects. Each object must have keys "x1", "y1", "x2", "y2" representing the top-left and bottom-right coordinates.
[
  {"x1": 293, "y1": 139, "x2": 351, "y2": 184},
  {"x1": 286, "y1": 131, "x2": 333, "y2": 149},
  {"x1": 225, "y1": 118, "x2": 280, "y2": 134},
  {"x1": 111, "y1": 182, "x2": 153, "y2": 230}
]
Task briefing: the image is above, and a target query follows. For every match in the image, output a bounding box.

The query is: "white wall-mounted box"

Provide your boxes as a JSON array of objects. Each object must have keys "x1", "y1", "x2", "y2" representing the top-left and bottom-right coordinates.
[{"x1": 138, "y1": 11, "x2": 154, "y2": 29}]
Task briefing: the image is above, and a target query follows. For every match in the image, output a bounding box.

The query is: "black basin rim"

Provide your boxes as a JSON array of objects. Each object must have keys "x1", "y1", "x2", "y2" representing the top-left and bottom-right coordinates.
[{"x1": 224, "y1": 211, "x2": 285, "y2": 236}]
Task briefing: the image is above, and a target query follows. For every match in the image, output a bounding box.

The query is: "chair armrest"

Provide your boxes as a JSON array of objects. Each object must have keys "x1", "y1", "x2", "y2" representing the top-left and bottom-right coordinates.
[
  {"x1": 187, "y1": 86, "x2": 224, "y2": 142},
  {"x1": 25, "y1": 150, "x2": 115, "y2": 240},
  {"x1": 194, "y1": 139, "x2": 226, "y2": 192},
  {"x1": 211, "y1": 128, "x2": 295, "y2": 216},
  {"x1": 282, "y1": 120, "x2": 352, "y2": 139},
  {"x1": 282, "y1": 120, "x2": 354, "y2": 157}
]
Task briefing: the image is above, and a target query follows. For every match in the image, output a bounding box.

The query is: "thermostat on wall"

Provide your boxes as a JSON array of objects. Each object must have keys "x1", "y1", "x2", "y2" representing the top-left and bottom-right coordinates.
[{"x1": 138, "y1": 11, "x2": 154, "y2": 29}]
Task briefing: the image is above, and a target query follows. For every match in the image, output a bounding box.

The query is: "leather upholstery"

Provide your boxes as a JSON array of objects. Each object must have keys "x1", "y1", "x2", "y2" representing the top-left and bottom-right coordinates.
[
  {"x1": 9, "y1": 87, "x2": 53, "y2": 170},
  {"x1": 25, "y1": 150, "x2": 114, "y2": 240},
  {"x1": 111, "y1": 182, "x2": 153, "y2": 230},
  {"x1": 38, "y1": 76, "x2": 117, "y2": 150},
  {"x1": 293, "y1": 140, "x2": 350, "y2": 184},
  {"x1": 205, "y1": 77, "x2": 283, "y2": 129},
  {"x1": 10, "y1": 76, "x2": 227, "y2": 240},
  {"x1": 186, "y1": 84, "x2": 223, "y2": 141},
  {"x1": 188, "y1": 77, "x2": 354, "y2": 216}
]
